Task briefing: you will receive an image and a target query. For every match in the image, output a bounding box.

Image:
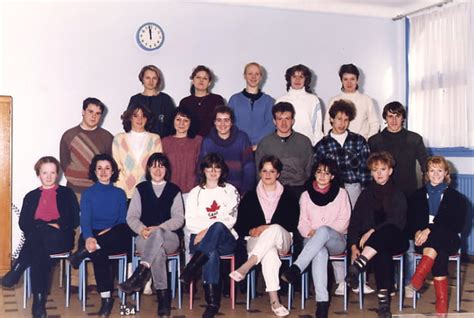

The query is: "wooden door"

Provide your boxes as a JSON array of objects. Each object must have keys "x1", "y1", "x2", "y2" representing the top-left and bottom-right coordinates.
[{"x1": 0, "y1": 96, "x2": 12, "y2": 275}]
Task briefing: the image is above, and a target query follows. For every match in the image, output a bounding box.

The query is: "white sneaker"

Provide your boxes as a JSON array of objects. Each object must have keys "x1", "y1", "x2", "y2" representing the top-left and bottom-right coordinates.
[
  {"x1": 334, "y1": 282, "x2": 345, "y2": 296},
  {"x1": 405, "y1": 285, "x2": 415, "y2": 298},
  {"x1": 352, "y1": 283, "x2": 375, "y2": 294},
  {"x1": 142, "y1": 277, "x2": 153, "y2": 295}
]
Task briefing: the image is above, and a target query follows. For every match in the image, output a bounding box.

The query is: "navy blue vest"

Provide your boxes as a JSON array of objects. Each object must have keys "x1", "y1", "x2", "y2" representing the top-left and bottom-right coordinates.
[{"x1": 136, "y1": 181, "x2": 180, "y2": 227}]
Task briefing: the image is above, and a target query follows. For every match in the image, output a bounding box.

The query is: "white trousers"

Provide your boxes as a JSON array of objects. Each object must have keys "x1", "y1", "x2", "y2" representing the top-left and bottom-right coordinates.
[{"x1": 246, "y1": 224, "x2": 292, "y2": 292}]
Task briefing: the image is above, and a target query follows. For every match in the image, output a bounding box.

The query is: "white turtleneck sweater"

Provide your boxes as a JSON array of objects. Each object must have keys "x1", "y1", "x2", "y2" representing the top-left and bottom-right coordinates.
[
  {"x1": 324, "y1": 90, "x2": 380, "y2": 140},
  {"x1": 276, "y1": 88, "x2": 323, "y2": 146}
]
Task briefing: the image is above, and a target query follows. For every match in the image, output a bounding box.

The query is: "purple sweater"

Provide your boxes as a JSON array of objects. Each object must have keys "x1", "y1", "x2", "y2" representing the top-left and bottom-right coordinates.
[{"x1": 199, "y1": 126, "x2": 255, "y2": 194}]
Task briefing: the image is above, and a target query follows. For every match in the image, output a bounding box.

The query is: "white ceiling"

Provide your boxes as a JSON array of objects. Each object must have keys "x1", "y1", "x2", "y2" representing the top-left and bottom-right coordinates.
[{"x1": 191, "y1": 0, "x2": 457, "y2": 19}]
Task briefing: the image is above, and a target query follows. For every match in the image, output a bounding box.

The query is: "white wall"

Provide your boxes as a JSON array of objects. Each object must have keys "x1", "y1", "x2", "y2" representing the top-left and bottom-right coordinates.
[{"x1": 1, "y1": 2, "x2": 405, "y2": 253}]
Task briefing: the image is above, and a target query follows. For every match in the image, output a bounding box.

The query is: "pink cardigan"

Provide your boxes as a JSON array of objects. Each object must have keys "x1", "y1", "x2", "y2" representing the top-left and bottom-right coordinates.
[{"x1": 298, "y1": 188, "x2": 351, "y2": 238}]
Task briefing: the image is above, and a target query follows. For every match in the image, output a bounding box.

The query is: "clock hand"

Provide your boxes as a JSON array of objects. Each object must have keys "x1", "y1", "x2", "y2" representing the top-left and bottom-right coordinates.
[{"x1": 148, "y1": 26, "x2": 152, "y2": 40}]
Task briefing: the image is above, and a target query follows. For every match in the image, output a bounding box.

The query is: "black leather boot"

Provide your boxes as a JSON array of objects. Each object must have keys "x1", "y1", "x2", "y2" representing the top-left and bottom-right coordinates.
[
  {"x1": 315, "y1": 301, "x2": 329, "y2": 318},
  {"x1": 281, "y1": 264, "x2": 301, "y2": 284},
  {"x1": 202, "y1": 283, "x2": 221, "y2": 318},
  {"x1": 32, "y1": 293, "x2": 47, "y2": 318},
  {"x1": 98, "y1": 297, "x2": 115, "y2": 317},
  {"x1": 156, "y1": 289, "x2": 171, "y2": 317},
  {"x1": 179, "y1": 251, "x2": 209, "y2": 285},
  {"x1": 119, "y1": 264, "x2": 151, "y2": 293},
  {"x1": 377, "y1": 289, "x2": 392, "y2": 318},
  {"x1": 2, "y1": 259, "x2": 28, "y2": 288},
  {"x1": 68, "y1": 247, "x2": 90, "y2": 269}
]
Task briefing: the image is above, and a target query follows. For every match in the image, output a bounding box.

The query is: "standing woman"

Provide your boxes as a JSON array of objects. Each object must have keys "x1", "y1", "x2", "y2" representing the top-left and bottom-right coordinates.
[
  {"x1": 128, "y1": 65, "x2": 176, "y2": 137},
  {"x1": 180, "y1": 153, "x2": 240, "y2": 318},
  {"x1": 408, "y1": 156, "x2": 467, "y2": 314},
  {"x1": 2, "y1": 157, "x2": 79, "y2": 318},
  {"x1": 162, "y1": 106, "x2": 203, "y2": 195},
  {"x1": 68, "y1": 154, "x2": 133, "y2": 317},
  {"x1": 113, "y1": 104, "x2": 163, "y2": 200},
  {"x1": 228, "y1": 62, "x2": 275, "y2": 150},
  {"x1": 344, "y1": 151, "x2": 408, "y2": 318},
  {"x1": 179, "y1": 65, "x2": 225, "y2": 137},
  {"x1": 119, "y1": 153, "x2": 185, "y2": 317},
  {"x1": 281, "y1": 159, "x2": 351, "y2": 318},
  {"x1": 230, "y1": 155, "x2": 299, "y2": 317}
]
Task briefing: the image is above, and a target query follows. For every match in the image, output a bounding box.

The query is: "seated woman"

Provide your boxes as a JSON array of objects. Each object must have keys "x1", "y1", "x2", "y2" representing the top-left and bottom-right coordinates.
[
  {"x1": 281, "y1": 158, "x2": 351, "y2": 318},
  {"x1": 68, "y1": 154, "x2": 133, "y2": 317},
  {"x1": 408, "y1": 156, "x2": 467, "y2": 314},
  {"x1": 180, "y1": 153, "x2": 239, "y2": 318},
  {"x1": 118, "y1": 153, "x2": 185, "y2": 316},
  {"x1": 2, "y1": 157, "x2": 79, "y2": 318},
  {"x1": 344, "y1": 151, "x2": 408, "y2": 318},
  {"x1": 230, "y1": 155, "x2": 299, "y2": 317}
]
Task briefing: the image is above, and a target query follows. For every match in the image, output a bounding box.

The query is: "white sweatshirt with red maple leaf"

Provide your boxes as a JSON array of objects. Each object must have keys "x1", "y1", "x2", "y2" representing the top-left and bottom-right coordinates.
[{"x1": 185, "y1": 183, "x2": 240, "y2": 239}]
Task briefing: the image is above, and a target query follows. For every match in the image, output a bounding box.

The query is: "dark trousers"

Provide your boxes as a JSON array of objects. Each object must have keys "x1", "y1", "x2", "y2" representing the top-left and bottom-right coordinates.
[
  {"x1": 18, "y1": 222, "x2": 74, "y2": 293},
  {"x1": 189, "y1": 222, "x2": 236, "y2": 284},
  {"x1": 365, "y1": 224, "x2": 408, "y2": 290},
  {"x1": 80, "y1": 223, "x2": 133, "y2": 293},
  {"x1": 415, "y1": 227, "x2": 460, "y2": 276}
]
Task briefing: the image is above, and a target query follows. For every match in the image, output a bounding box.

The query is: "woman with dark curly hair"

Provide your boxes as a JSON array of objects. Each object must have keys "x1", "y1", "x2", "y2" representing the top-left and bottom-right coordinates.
[
  {"x1": 276, "y1": 64, "x2": 323, "y2": 146},
  {"x1": 407, "y1": 156, "x2": 467, "y2": 314},
  {"x1": 113, "y1": 104, "x2": 162, "y2": 200},
  {"x1": 2, "y1": 156, "x2": 79, "y2": 318},
  {"x1": 180, "y1": 153, "x2": 240, "y2": 318},
  {"x1": 68, "y1": 154, "x2": 133, "y2": 317},
  {"x1": 178, "y1": 65, "x2": 225, "y2": 137}
]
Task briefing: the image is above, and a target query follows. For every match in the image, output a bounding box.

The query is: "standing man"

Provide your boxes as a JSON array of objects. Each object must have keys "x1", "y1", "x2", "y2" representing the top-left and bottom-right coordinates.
[
  {"x1": 368, "y1": 101, "x2": 428, "y2": 297},
  {"x1": 256, "y1": 102, "x2": 313, "y2": 198},
  {"x1": 60, "y1": 97, "x2": 114, "y2": 292},
  {"x1": 314, "y1": 99, "x2": 373, "y2": 295}
]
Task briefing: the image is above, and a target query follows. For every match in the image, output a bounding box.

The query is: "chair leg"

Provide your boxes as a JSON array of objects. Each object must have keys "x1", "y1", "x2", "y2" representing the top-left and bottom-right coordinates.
[
  {"x1": 66, "y1": 260, "x2": 71, "y2": 308},
  {"x1": 398, "y1": 256, "x2": 404, "y2": 312},
  {"x1": 343, "y1": 258, "x2": 348, "y2": 312},
  {"x1": 456, "y1": 257, "x2": 461, "y2": 312},
  {"x1": 246, "y1": 270, "x2": 251, "y2": 310},
  {"x1": 230, "y1": 256, "x2": 235, "y2": 310},
  {"x1": 177, "y1": 257, "x2": 182, "y2": 309}
]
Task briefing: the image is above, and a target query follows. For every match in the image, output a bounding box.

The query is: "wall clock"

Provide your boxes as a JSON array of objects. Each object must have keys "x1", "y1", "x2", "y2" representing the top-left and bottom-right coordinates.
[{"x1": 136, "y1": 22, "x2": 164, "y2": 51}]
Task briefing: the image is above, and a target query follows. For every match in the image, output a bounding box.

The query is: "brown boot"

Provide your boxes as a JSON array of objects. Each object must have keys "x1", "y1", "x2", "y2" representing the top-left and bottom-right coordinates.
[
  {"x1": 410, "y1": 255, "x2": 434, "y2": 290},
  {"x1": 434, "y1": 278, "x2": 448, "y2": 314}
]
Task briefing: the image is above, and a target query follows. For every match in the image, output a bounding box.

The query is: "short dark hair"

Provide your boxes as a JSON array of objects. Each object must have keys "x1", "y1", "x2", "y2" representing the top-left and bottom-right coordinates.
[
  {"x1": 89, "y1": 153, "x2": 120, "y2": 183},
  {"x1": 338, "y1": 63, "x2": 360, "y2": 91},
  {"x1": 367, "y1": 151, "x2": 395, "y2": 170},
  {"x1": 258, "y1": 155, "x2": 283, "y2": 173},
  {"x1": 145, "y1": 152, "x2": 171, "y2": 181},
  {"x1": 34, "y1": 156, "x2": 60, "y2": 176},
  {"x1": 190, "y1": 65, "x2": 214, "y2": 95},
  {"x1": 382, "y1": 101, "x2": 407, "y2": 120},
  {"x1": 120, "y1": 104, "x2": 156, "y2": 132},
  {"x1": 272, "y1": 102, "x2": 295, "y2": 119},
  {"x1": 214, "y1": 105, "x2": 235, "y2": 123},
  {"x1": 310, "y1": 158, "x2": 340, "y2": 186},
  {"x1": 169, "y1": 106, "x2": 197, "y2": 138},
  {"x1": 83, "y1": 97, "x2": 105, "y2": 112},
  {"x1": 138, "y1": 65, "x2": 162, "y2": 88},
  {"x1": 198, "y1": 153, "x2": 229, "y2": 188},
  {"x1": 328, "y1": 100, "x2": 356, "y2": 121},
  {"x1": 285, "y1": 64, "x2": 312, "y2": 93}
]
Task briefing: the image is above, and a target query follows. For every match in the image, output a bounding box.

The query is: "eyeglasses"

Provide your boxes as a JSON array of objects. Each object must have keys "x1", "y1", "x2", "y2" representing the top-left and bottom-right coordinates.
[
  {"x1": 316, "y1": 170, "x2": 332, "y2": 177},
  {"x1": 204, "y1": 167, "x2": 222, "y2": 172}
]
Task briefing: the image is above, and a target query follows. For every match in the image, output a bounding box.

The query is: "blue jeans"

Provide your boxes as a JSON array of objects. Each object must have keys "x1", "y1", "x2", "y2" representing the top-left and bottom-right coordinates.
[
  {"x1": 293, "y1": 226, "x2": 346, "y2": 301},
  {"x1": 189, "y1": 222, "x2": 236, "y2": 284},
  {"x1": 403, "y1": 240, "x2": 415, "y2": 285}
]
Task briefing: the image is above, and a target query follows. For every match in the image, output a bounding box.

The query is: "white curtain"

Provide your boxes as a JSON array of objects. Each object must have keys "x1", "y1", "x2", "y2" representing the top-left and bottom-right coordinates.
[{"x1": 407, "y1": 2, "x2": 473, "y2": 148}]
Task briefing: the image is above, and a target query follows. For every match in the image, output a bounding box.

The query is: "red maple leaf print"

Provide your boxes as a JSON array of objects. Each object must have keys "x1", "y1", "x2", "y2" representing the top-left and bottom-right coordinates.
[{"x1": 206, "y1": 200, "x2": 220, "y2": 219}]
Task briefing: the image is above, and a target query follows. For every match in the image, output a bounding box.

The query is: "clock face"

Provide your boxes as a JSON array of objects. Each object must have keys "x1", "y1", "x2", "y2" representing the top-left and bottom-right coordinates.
[{"x1": 136, "y1": 22, "x2": 164, "y2": 51}]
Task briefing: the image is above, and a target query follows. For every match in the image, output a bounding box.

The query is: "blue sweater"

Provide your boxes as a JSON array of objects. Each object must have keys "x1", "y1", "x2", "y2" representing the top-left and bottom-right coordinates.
[
  {"x1": 228, "y1": 91, "x2": 275, "y2": 145},
  {"x1": 199, "y1": 126, "x2": 256, "y2": 194},
  {"x1": 80, "y1": 182, "x2": 127, "y2": 239}
]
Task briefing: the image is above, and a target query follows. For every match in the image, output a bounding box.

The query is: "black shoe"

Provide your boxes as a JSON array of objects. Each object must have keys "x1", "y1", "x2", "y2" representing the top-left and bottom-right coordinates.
[
  {"x1": 156, "y1": 289, "x2": 171, "y2": 317},
  {"x1": 377, "y1": 305, "x2": 392, "y2": 318},
  {"x1": 98, "y1": 297, "x2": 115, "y2": 317},
  {"x1": 281, "y1": 264, "x2": 301, "y2": 284},
  {"x1": 180, "y1": 252, "x2": 209, "y2": 285},
  {"x1": 377, "y1": 289, "x2": 392, "y2": 318},
  {"x1": 2, "y1": 259, "x2": 28, "y2": 288},
  {"x1": 345, "y1": 264, "x2": 360, "y2": 289},
  {"x1": 68, "y1": 248, "x2": 90, "y2": 269},
  {"x1": 315, "y1": 301, "x2": 329, "y2": 318},
  {"x1": 32, "y1": 293, "x2": 47, "y2": 318},
  {"x1": 119, "y1": 264, "x2": 151, "y2": 294},
  {"x1": 203, "y1": 283, "x2": 221, "y2": 318}
]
